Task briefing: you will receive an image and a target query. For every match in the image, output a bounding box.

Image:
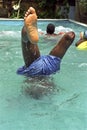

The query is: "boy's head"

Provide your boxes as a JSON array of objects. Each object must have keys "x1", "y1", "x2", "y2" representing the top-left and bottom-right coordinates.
[
  {"x1": 80, "y1": 30, "x2": 87, "y2": 40},
  {"x1": 84, "y1": 30, "x2": 87, "y2": 39},
  {"x1": 46, "y1": 23, "x2": 55, "y2": 34}
]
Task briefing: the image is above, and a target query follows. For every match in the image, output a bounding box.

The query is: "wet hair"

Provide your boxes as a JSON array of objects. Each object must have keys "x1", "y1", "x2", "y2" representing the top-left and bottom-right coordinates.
[
  {"x1": 83, "y1": 30, "x2": 87, "y2": 39},
  {"x1": 46, "y1": 23, "x2": 55, "y2": 34}
]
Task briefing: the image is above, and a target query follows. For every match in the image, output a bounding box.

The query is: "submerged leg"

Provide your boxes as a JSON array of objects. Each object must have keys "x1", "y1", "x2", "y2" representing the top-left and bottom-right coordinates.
[
  {"x1": 21, "y1": 7, "x2": 40, "y2": 67},
  {"x1": 49, "y1": 31, "x2": 75, "y2": 59}
]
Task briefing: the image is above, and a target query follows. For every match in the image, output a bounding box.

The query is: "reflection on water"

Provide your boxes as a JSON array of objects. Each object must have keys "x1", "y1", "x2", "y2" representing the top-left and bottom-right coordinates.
[{"x1": 22, "y1": 76, "x2": 58, "y2": 99}]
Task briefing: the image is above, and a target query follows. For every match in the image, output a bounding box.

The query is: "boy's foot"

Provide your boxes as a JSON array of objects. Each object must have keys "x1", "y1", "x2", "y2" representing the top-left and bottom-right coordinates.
[{"x1": 24, "y1": 7, "x2": 39, "y2": 44}]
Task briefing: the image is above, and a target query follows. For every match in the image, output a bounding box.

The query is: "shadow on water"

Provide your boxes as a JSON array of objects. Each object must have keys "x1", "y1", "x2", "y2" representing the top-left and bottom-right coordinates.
[{"x1": 21, "y1": 76, "x2": 59, "y2": 99}]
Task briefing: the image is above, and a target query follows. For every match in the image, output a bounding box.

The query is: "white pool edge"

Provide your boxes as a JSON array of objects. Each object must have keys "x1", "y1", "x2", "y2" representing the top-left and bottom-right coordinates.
[{"x1": 0, "y1": 18, "x2": 87, "y2": 27}]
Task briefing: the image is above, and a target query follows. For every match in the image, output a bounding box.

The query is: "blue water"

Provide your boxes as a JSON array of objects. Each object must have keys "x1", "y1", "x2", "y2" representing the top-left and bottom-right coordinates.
[{"x1": 0, "y1": 19, "x2": 87, "y2": 130}]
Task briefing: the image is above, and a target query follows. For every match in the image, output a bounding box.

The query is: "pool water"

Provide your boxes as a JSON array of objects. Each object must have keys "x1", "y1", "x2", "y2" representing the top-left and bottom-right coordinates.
[{"x1": 0, "y1": 19, "x2": 87, "y2": 130}]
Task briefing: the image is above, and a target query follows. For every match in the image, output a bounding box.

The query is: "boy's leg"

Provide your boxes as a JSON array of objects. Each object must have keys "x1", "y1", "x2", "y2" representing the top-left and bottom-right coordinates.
[
  {"x1": 49, "y1": 31, "x2": 75, "y2": 59},
  {"x1": 75, "y1": 39, "x2": 85, "y2": 47},
  {"x1": 21, "y1": 7, "x2": 40, "y2": 67}
]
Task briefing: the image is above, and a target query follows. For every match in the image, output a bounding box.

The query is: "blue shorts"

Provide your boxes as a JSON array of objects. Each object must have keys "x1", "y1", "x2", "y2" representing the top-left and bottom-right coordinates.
[{"x1": 17, "y1": 55, "x2": 61, "y2": 77}]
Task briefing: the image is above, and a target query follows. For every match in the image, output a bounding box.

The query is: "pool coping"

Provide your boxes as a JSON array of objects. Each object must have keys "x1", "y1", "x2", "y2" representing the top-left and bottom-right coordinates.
[{"x1": 0, "y1": 18, "x2": 87, "y2": 27}]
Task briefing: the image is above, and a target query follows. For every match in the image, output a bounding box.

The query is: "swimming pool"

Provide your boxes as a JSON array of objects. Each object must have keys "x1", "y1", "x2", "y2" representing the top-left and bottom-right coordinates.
[{"x1": 0, "y1": 19, "x2": 87, "y2": 130}]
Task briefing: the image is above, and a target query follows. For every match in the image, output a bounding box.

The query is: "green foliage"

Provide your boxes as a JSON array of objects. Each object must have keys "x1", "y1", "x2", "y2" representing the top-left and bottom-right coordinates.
[
  {"x1": 36, "y1": 0, "x2": 68, "y2": 19},
  {"x1": 10, "y1": 0, "x2": 69, "y2": 19},
  {"x1": 79, "y1": 0, "x2": 87, "y2": 14}
]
